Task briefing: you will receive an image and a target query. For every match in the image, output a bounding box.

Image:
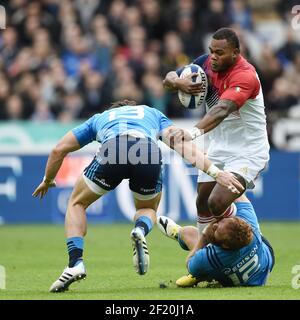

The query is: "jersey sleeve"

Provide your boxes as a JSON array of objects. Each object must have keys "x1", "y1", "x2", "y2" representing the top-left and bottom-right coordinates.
[
  {"x1": 176, "y1": 54, "x2": 209, "y2": 76},
  {"x1": 193, "y1": 54, "x2": 209, "y2": 68},
  {"x1": 187, "y1": 246, "x2": 219, "y2": 278},
  {"x1": 156, "y1": 109, "x2": 173, "y2": 133},
  {"x1": 235, "y1": 202, "x2": 260, "y2": 231},
  {"x1": 220, "y1": 71, "x2": 260, "y2": 108},
  {"x1": 72, "y1": 115, "x2": 98, "y2": 147}
]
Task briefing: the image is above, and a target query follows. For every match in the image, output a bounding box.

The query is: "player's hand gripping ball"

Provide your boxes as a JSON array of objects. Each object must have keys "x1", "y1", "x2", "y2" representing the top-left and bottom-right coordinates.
[{"x1": 178, "y1": 64, "x2": 208, "y2": 109}]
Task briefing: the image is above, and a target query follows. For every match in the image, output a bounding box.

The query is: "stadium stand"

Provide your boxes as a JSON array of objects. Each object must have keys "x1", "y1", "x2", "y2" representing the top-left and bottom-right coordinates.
[{"x1": 0, "y1": 0, "x2": 299, "y2": 147}]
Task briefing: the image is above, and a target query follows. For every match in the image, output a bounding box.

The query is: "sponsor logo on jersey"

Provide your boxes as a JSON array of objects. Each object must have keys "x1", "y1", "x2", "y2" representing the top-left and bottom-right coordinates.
[
  {"x1": 239, "y1": 167, "x2": 248, "y2": 175},
  {"x1": 222, "y1": 244, "x2": 259, "y2": 274}
]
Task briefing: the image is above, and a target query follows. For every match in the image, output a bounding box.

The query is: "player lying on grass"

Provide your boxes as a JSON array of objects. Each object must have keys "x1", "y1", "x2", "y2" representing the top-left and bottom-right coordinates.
[
  {"x1": 158, "y1": 194, "x2": 275, "y2": 287},
  {"x1": 32, "y1": 100, "x2": 244, "y2": 292}
]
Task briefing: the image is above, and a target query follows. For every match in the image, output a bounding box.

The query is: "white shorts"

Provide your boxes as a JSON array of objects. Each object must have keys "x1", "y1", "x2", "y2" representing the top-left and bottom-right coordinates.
[{"x1": 197, "y1": 154, "x2": 269, "y2": 189}]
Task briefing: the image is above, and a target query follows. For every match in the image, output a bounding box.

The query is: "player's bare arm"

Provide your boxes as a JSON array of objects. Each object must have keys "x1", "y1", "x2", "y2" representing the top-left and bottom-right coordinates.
[
  {"x1": 168, "y1": 99, "x2": 239, "y2": 143},
  {"x1": 162, "y1": 126, "x2": 244, "y2": 194},
  {"x1": 163, "y1": 71, "x2": 203, "y2": 94},
  {"x1": 194, "y1": 99, "x2": 238, "y2": 134},
  {"x1": 185, "y1": 233, "x2": 209, "y2": 267},
  {"x1": 32, "y1": 131, "x2": 81, "y2": 199}
]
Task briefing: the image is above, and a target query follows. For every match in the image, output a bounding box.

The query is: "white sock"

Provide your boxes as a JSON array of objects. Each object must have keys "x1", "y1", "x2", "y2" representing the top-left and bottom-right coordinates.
[
  {"x1": 196, "y1": 203, "x2": 237, "y2": 235},
  {"x1": 197, "y1": 215, "x2": 215, "y2": 235},
  {"x1": 220, "y1": 203, "x2": 237, "y2": 218}
]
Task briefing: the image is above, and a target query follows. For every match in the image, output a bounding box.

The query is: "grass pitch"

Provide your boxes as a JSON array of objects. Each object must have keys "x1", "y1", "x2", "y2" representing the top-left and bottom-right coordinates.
[{"x1": 0, "y1": 222, "x2": 299, "y2": 300}]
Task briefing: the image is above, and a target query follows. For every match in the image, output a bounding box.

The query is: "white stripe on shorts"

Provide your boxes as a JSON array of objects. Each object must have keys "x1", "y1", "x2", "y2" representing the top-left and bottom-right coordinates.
[{"x1": 82, "y1": 174, "x2": 108, "y2": 196}]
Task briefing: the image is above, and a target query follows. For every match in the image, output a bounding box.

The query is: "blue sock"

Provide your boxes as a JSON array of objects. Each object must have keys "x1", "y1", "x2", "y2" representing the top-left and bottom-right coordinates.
[
  {"x1": 66, "y1": 237, "x2": 84, "y2": 267},
  {"x1": 134, "y1": 216, "x2": 153, "y2": 236},
  {"x1": 178, "y1": 233, "x2": 189, "y2": 251}
]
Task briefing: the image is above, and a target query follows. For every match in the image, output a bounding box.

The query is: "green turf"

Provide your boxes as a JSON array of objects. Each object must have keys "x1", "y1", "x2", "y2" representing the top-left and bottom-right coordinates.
[{"x1": 0, "y1": 222, "x2": 299, "y2": 300}]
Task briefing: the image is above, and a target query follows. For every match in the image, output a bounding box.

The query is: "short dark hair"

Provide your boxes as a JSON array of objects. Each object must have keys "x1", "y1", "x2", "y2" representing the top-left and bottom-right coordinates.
[
  {"x1": 109, "y1": 99, "x2": 137, "y2": 109},
  {"x1": 212, "y1": 28, "x2": 240, "y2": 49}
]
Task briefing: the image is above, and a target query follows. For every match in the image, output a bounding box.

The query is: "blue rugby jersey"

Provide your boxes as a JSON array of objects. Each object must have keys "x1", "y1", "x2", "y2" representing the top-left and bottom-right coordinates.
[
  {"x1": 188, "y1": 202, "x2": 274, "y2": 286},
  {"x1": 72, "y1": 105, "x2": 173, "y2": 147}
]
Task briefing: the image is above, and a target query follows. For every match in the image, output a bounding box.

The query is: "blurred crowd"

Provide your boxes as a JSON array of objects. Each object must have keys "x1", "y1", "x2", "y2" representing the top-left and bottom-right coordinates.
[{"x1": 0, "y1": 0, "x2": 299, "y2": 146}]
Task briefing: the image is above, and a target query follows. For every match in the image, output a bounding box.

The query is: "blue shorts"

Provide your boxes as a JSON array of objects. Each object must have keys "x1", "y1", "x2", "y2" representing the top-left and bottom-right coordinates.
[{"x1": 84, "y1": 136, "x2": 162, "y2": 197}]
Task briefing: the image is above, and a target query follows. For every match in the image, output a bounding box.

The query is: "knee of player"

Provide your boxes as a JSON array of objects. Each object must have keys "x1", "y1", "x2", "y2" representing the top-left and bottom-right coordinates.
[
  {"x1": 180, "y1": 226, "x2": 198, "y2": 250},
  {"x1": 68, "y1": 198, "x2": 89, "y2": 210},
  {"x1": 207, "y1": 196, "x2": 226, "y2": 217}
]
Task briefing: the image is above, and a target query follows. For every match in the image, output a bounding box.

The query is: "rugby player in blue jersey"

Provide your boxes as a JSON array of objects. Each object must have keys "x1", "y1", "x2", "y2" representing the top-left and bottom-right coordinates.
[
  {"x1": 158, "y1": 194, "x2": 274, "y2": 287},
  {"x1": 32, "y1": 100, "x2": 244, "y2": 292}
]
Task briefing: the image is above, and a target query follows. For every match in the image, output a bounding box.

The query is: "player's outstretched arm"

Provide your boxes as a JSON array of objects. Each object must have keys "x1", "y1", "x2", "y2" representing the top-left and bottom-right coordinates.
[
  {"x1": 185, "y1": 233, "x2": 209, "y2": 267},
  {"x1": 32, "y1": 131, "x2": 81, "y2": 199},
  {"x1": 161, "y1": 126, "x2": 244, "y2": 194}
]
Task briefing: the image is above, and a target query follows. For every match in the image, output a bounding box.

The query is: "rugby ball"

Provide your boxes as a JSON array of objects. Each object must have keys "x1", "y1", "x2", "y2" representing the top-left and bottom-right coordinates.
[{"x1": 178, "y1": 64, "x2": 208, "y2": 109}]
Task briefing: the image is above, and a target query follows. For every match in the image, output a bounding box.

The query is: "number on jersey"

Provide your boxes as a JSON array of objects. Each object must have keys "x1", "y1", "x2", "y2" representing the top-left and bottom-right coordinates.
[{"x1": 109, "y1": 106, "x2": 145, "y2": 121}]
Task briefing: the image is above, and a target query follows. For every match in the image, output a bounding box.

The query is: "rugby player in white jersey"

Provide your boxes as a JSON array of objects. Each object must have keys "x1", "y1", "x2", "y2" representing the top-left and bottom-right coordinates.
[{"x1": 163, "y1": 28, "x2": 270, "y2": 286}]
